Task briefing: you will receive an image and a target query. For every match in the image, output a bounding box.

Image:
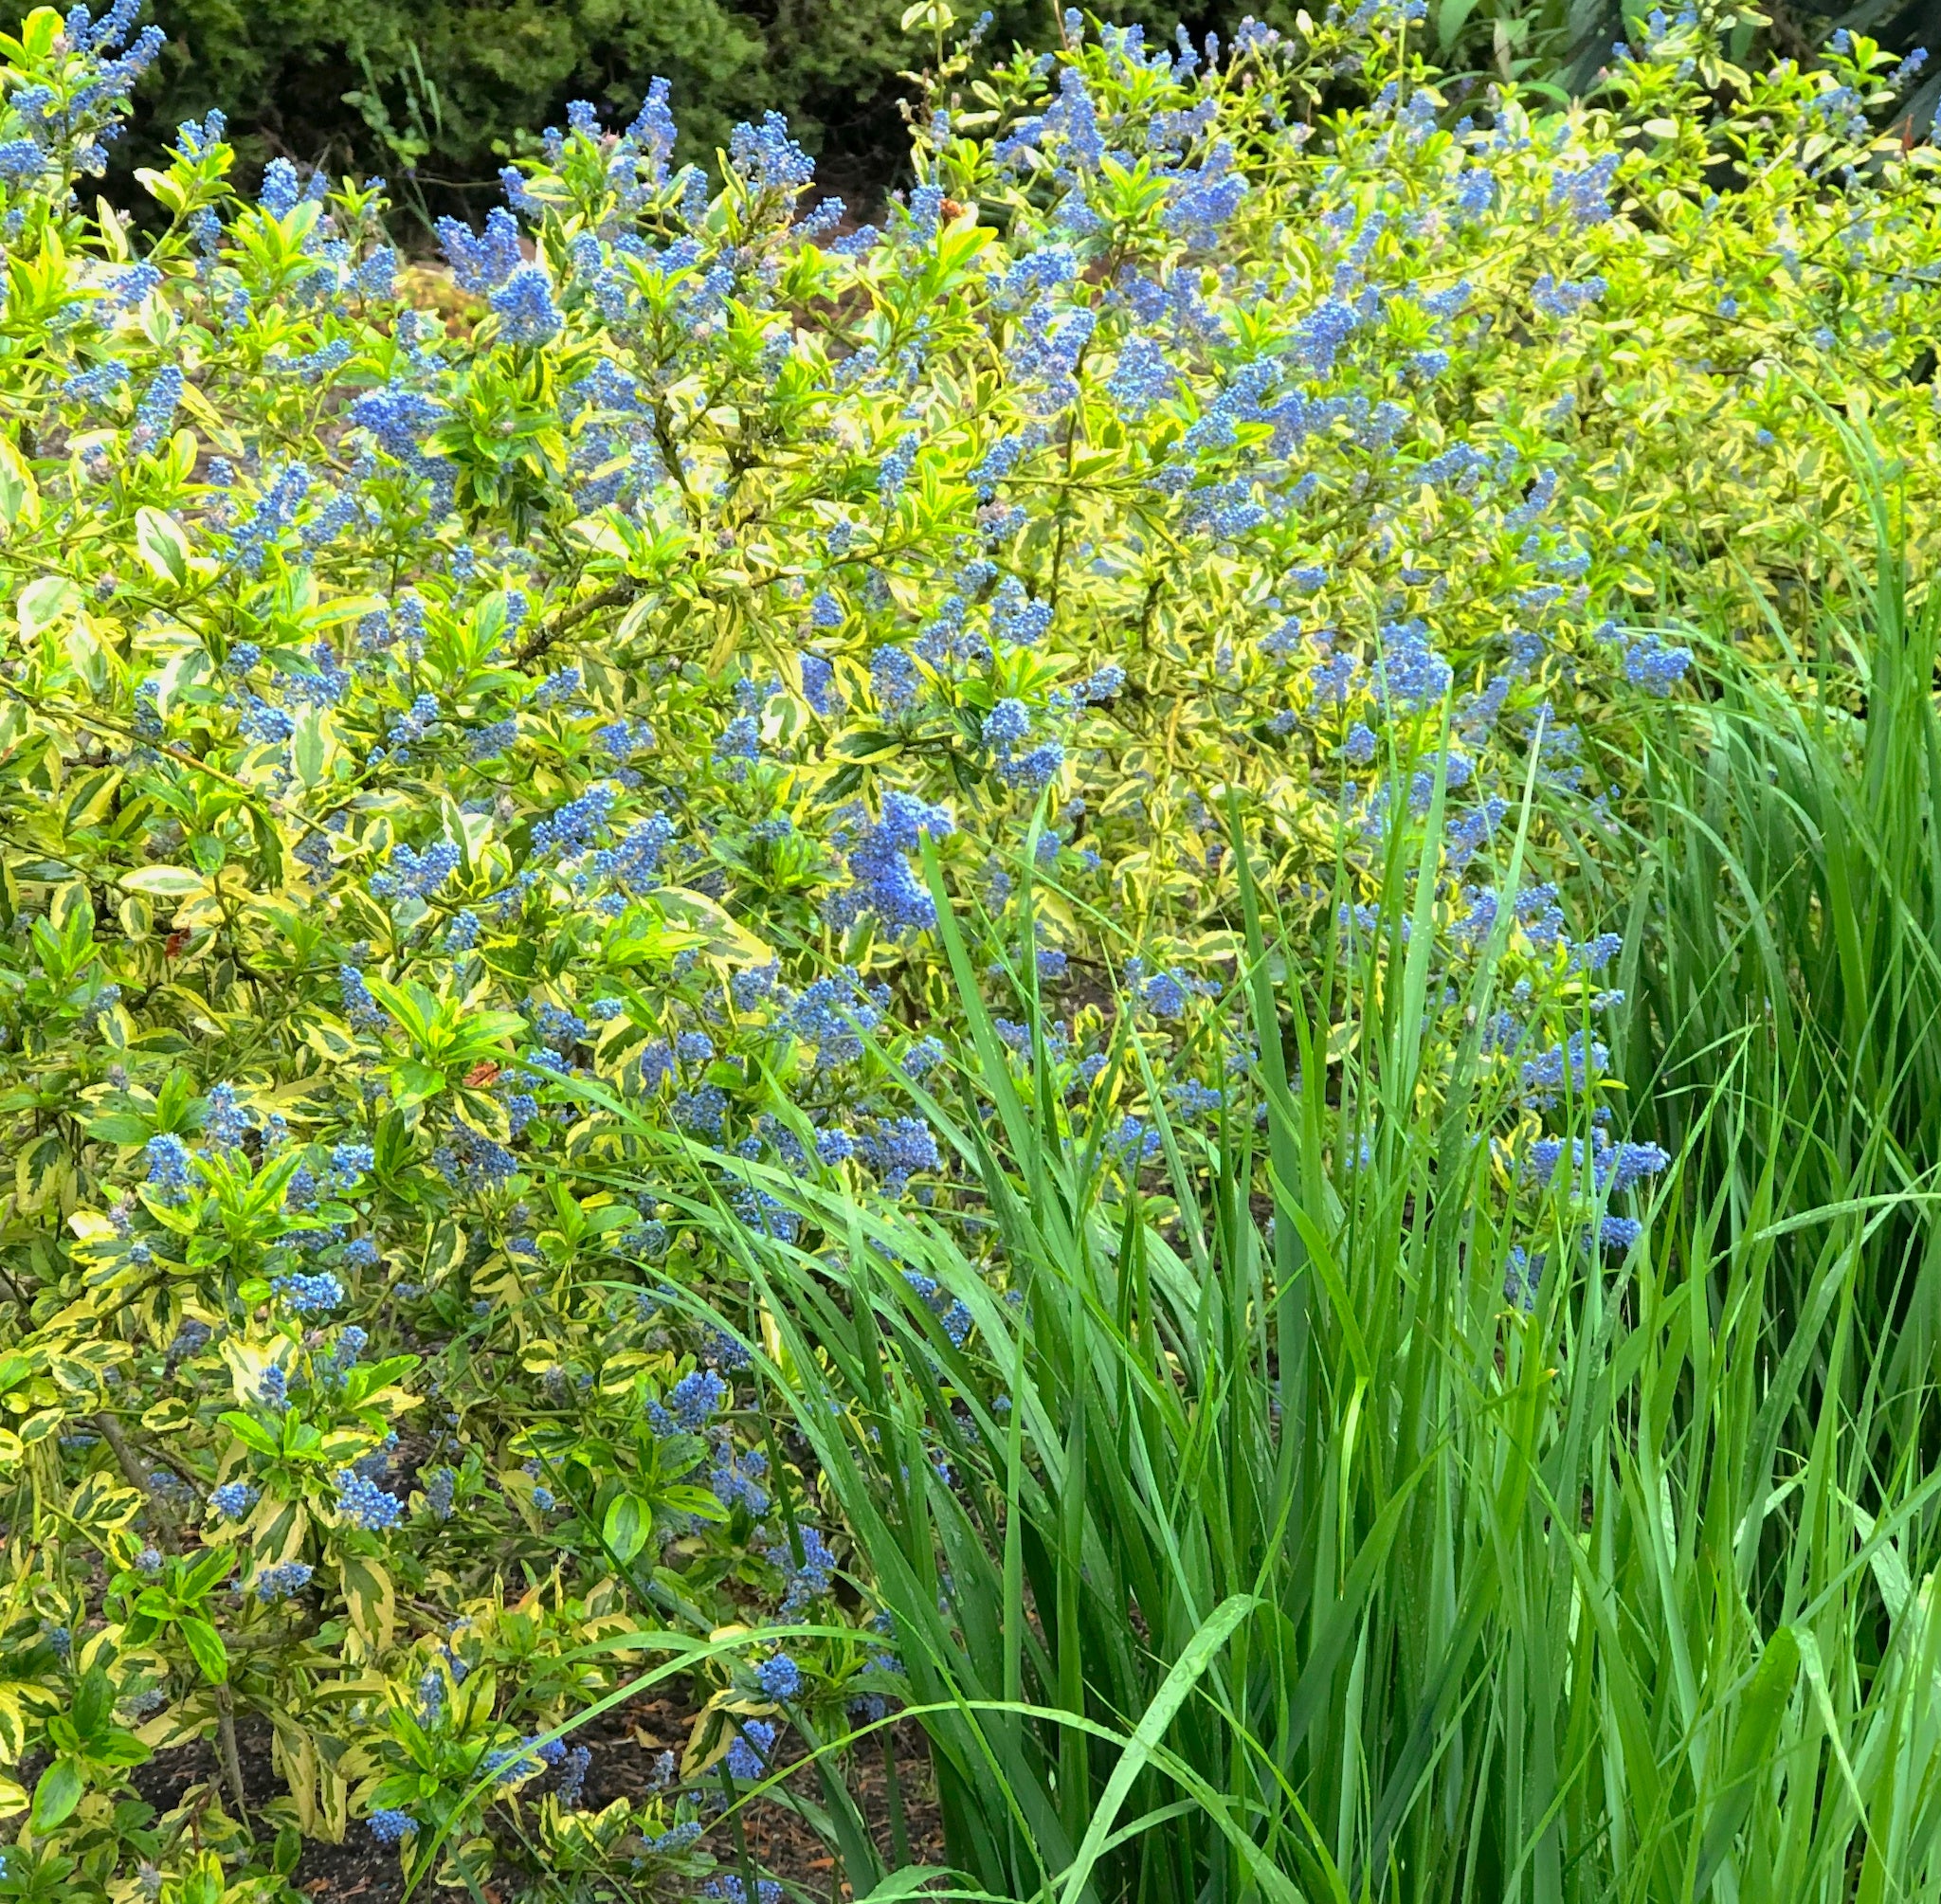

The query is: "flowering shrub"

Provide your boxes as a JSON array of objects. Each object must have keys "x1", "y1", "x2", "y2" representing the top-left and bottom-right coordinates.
[{"x1": 0, "y1": 0, "x2": 1938, "y2": 1895}]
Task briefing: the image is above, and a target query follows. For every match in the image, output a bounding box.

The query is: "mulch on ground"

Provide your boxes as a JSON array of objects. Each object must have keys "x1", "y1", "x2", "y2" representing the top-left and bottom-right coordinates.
[{"x1": 129, "y1": 1698, "x2": 948, "y2": 1902}]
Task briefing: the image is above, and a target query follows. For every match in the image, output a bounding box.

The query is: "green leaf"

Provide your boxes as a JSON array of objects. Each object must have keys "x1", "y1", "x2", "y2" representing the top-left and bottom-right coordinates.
[
  {"x1": 135, "y1": 506, "x2": 192, "y2": 585},
  {"x1": 119, "y1": 865, "x2": 207, "y2": 898},
  {"x1": 292, "y1": 705, "x2": 329, "y2": 786},
  {"x1": 0, "y1": 435, "x2": 40, "y2": 529},
  {"x1": 341, "y1": 1354, "x2": 422, "y2": 1405},
  {"x1": 72, "y1": 1665, "x2": 110, "y2": 1739},
  {"x1": 30, "y1": 1756, "x2": 83, "y2": 1830},
  {"x1": 338, "y1": 1551, "x2": 397, "y2": 1650},
  {"x1": 218, "y1": 1409, "x2": 281, "y2": 1456},
  {"x1": 390, "y1": 1059, "x2": 447, "y2": 1111},
  {"x1": 152, "y1": 643, "x2": 209, "y2": 716},
  {"x1": 662, "y1": 1484, "x2": 731, "y2": 1521},
  {"x1": 604, "y1": 1492, "x2": 649, "y2": 1562},
  {"x1": 17, "y1": 573, "x2": 80, "y2": 643},
  {"x1": 178, "y1": 1615, "x2": 228, "y2": 1684},
  {"x1": 1053, "y1": 1596, "x2": 1259, "y2": 1904},
  {"x1": 1693, "y1": 1626, "x2": 1800, "y2": 1897},
  {"x1": 654, "y1": 889, "x2": 773, "y2": 968},
  {"x1": 853, "y1": 1869, "x2": 958, "y2": 1904},
  {"x1": 1437, "y1": 0, "x2": 1479, "y2": 47}
]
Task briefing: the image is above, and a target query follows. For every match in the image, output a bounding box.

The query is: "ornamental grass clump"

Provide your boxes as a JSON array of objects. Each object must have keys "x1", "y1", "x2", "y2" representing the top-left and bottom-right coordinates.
[
  {"x1": 0, "y1": 0, "x2": 1938, "y2": 1896},
  {"x1": 661, "y1": 692, "x2": 1941, "y2": 1896}
]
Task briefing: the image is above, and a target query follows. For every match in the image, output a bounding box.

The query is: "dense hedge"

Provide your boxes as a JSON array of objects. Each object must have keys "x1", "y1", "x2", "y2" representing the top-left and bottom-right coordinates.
[
  {"x1": 129, "y1": 0, "x2": 1220, "y2": 212},
  {"x1": 124, "y1": 0, "x2": 1938, "y2": 220}
]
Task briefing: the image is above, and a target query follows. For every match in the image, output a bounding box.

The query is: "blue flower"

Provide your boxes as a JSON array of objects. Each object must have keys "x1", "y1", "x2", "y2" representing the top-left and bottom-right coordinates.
[
  {"x1": 712, "y1": 1448, "x2": 771, "y2": 1513},
  {"x1": 350, "y1": 385, "x2": 443, "y2": 458},
  {"x1": 438, "y1": 207, "x2": 524, "y2": 291},
  {"x1": 1531, "y1": 274, "x2": 1607, "y2": 320},
  {"x1": 259, "y1": 157, "x2": 301, "y2": 218},
  {"x1": 877, "y1": 435, "x2": 918, "y2": 504},
  {"x1": 716, "y1": 714, "x2": 761, "y2": 767},
  {"x1": 555, "y1": 1743, "x2": 590, "y2": 1808},
  {"x1": 64, "y1": 361, "x2": 130, "y2": 407},
  {"x1": 144, "y1": 1133, "x2": 193, "y2": 1203},
  {"x1": 1102, "y1": 334, "x2": 1171, "y2": 415},
  {"x1": 133, "y1": 365, "x2": 182, "y2": 442},
  {"x1": 0, "y1": 139, "x2": 45, "y2": 184},
  {"x1": 209, "y1": 1480, "x2": 257, "y2": 1519},
  {"x1": 1549, "y1": 153, "x2": 1620, "y2": 229},
  {"x1": 1601, "y1": 1141, "x2": 1669, "y2": 1193},
  {"x1": 331, "y1": 1142, "x2": 375, "y2": 1184},
  {"x1": 1374, "y1": 619, "x2": 1452, "y2": 711},
  {"x1": 801, "y1": 653, "x2": 837, "y2": 714},
  {"x1": 724, "y1": 1718, "x2": 776, "y2": 1781},
  {"x1": 368, "y1": 1809, "x2": 417, "y2": 1845},
  {"x1": 846, "y1": 791, "x2": 952, "y2": 932},
  {"x1": 900, "y1": 1036, "x2": 946, "y2": 1079},
  {"x1": 229, "y1": 462, "x2": 313, "y2": 573},
  {"x1": 755, "y1": 1652, "x2": 802, "y2": 1700},
  {"x1": 982, "y1": 698, "x2": 1031, "y2": 753},
  {"x1": 335, "y1": 1468, "x2": 405, "y2": 1531},
  {"x1": 705, "y1": 1879, "x2": 783, "y2": 1904},
  {"x1": 1521, "y1": 1030, "x2": 1608, "y2": 1102},
  {"x1": 533, "y1": 1002, "x2": 591, "y2": 1049},
  {"x1": 491, "y1": 266, "x2": 564, "y2": 345},
  {"x1": 667, "y1": 1369, "x2": 727, "y2": 1429},
  {"x1": 372, "y1": 839, "x2": 460, "y2": 900},
  {"x1": 255, "y1": 1560, "x2": 313, "y2": 1601},
  {"x1": 1000, "y1": 741, "x2": 1063, "y2": 793},
  {"x1": 728, "y1": 111, "x2": 814, "y2": 193},
  {"x1": 768, "y1": 1526, "x2": 837, "y2": 1615},
  {"x1": 1622, "y1": 634, "x2": 1692, "y2": 695},
  {"x1": 865, "y1": 1115, "x2": 939, "y2": 1196},
  {"x1": 1164, "y1": 140, "x2": 1245, "y2": 246},
  {"x1": 203, "y1": 1082, "x2": 252, "y2": 1148},
  {"x1": 272, "y1": 1271, "x2": 344, "y2": 1314},
  {"x1": 783, "y1": 970, "x2": 881, "y2": 1064},
  {"x1": 1503, "y1": 1246, "x2": 1542, "y2": 1313},
  {"x1": 870, "y1": 645, "x2": 921, "y2": 715},
  {"x1": 1142, "y1": 970, "x2": 1191, "y2": 1019}
]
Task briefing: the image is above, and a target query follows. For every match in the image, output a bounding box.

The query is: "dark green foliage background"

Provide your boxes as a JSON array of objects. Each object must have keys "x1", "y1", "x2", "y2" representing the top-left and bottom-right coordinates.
[
  {"x1": 119, "y1": 0, "x2": 1932, "y2": 221},
  {"x1": 126, "y1": 0, "x2": 1216, "y2": 213}
]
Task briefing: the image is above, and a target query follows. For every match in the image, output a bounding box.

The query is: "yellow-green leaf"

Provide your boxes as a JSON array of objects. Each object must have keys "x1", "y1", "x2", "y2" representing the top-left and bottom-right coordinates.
[{"x1": 135, "y1": 506, "x2": 192, "y2": 585}]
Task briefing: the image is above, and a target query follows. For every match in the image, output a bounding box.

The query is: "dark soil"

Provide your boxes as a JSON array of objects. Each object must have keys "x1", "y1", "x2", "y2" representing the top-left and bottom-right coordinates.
[
  {"x1": 128, "y1": 1724, "x2": 405, "y2": 1902},
  {"x1": 584, "y1": 1697, "x2": 948, "y2": 1894},
  {"x1": 129, "y1": 1699, "x2": 946, "y2": 1903}
]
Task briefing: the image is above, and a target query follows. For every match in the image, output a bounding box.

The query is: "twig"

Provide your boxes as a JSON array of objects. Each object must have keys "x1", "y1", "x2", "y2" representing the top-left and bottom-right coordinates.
[
  {"x1": 0, "y1": 680, "x2": 336, "y2": 842},
  {"x1": 214, "y1": 1681, "x2": 252, "y2": 1826},
  {"x1": 93, "y1": 1410, "x2": 180, "y2": 1549},
  {"x1": 514, "y1": 581, "x2": 639, "y2": 665}
]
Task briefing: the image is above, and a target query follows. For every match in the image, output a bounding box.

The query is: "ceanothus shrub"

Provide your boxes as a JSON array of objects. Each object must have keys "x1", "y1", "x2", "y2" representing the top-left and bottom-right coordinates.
[{"x1": 0, "y1": 0, "x2": 1934, "y2": 1892}]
